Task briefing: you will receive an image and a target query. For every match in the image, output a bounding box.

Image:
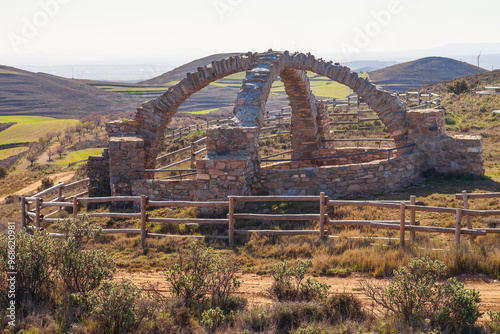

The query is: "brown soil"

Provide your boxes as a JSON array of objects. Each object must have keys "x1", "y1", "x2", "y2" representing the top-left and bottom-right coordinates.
[
  {"x1": 0, "y1": 171, "x2": 75, "y2": 203},
  {"x1": 117, "y1": 270, "x2": 500, "y2": 313}
]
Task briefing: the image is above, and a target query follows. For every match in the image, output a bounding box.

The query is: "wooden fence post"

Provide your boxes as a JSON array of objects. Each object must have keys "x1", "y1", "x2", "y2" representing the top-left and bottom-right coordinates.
[
  {"x1": 72, "y1": 196, "x2": 78, "y2": 221},
  {"x1": 21, "y1": 195, "x2": 26, "y2": 229},
  {"x1": 409, "y1": 195, "x2": 416, "y2": 242},
  {"x1": 190, "y1": 142, "x2": 195, "y2": 169},
  {"x1": 399, "y1": 202, "x2": 405, "y2": 247},
  {"x1": 141, "y1": 195, "x2": 148, "y2": 248},
  {"x1": 35, "y1": 197, "x2": 41, "y2": 229},
  {"x1": 58, "y1": 182, "x2": 63, "y2": 212},
  {"x1": 462, "y1": 190, "x2": 474, "y2": 243},
  {"x1": 228, "y1": 196, "x2": 235, "y2": 246},
  {"x1": 319, "y1": 192, "x2": 326, "y2": 238},
  {"x1": 455, "y1": 208, "x2": 463, "y2": 246}
]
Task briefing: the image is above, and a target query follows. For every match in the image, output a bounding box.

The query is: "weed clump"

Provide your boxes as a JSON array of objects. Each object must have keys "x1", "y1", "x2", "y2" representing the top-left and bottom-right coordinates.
[{"x1": 269, "y1": 259, "x2": 329, "y2": 302}]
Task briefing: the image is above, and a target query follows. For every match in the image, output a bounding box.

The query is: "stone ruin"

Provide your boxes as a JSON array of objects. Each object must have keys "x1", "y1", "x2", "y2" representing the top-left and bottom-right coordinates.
[{"x1": 87, "y1": 50, "x2": 484, "y2": 202}]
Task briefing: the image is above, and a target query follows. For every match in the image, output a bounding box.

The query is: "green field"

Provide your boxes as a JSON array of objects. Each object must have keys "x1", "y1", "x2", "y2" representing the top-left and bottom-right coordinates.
[
  {"x1": 0, "y1": 116, "x2": 79, "y2": 146},
  {"x1": 187, "y1": 108, "x2": 220, "y2": 115},
  {"x1": 55, "y1": 148, "x2": 106, "y2": 166},
  {"x1": 0, "y1": 146, "x2": 28, "y2": 160}
]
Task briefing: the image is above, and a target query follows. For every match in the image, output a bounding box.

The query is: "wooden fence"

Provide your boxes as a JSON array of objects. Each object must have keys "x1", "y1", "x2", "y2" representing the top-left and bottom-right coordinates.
[
  {"x1": 162, "y1": 91, "x2": 440, "y2": 141},
  {"x1": 22, "y1": 187, "x2": 500, "y2": 248}
]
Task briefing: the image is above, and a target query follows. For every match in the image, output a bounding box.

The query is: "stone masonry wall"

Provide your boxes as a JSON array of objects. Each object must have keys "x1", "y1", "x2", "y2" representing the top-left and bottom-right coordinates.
[
  {"x1": 421, "y1": 136, "x2": 484, "y2": 176},
  {"x1": 196, "y1": 126, "x2": 260, "y2": 201},
  {"x1": 407, "y1": 109, "x2": 484, "y2": 176},
  {"x1": 407, "y1": 109, "x2": 446, "y2": 141},
  {"x1": 260, "y1": 153, "x2": 423, "y2": 197},
  {"x1": 109, "y1": 136, "x2": 146, "y2": 197},
  {"x1": 105, "y1": 120, "x2": 139, "y2": 137},
  {"x1": 131, "y1": 179, "x2": 197, "y2": 201},
  {"x1": 262, "y1": 147, "x2": 404, "y2": 170},
  {"x1": 317, "y1": 100, "x2": 334, "y2": 149},
  {"x1": 87, "y1": 149, "x2": 110, "y2": 197}
]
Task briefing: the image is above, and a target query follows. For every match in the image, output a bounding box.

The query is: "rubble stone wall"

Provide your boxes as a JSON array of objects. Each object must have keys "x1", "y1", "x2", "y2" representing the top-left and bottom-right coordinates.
[
  {"x1": 131, "y1": 179, "x2": 197, "y2": 201},
  {"x1": 259, "y1": 153, "x2": 423, "y2": 197},
  {"x1": 108, "y1": 136, "x2": 146, "y2": 197},
  {"x1": 87, "y1": 149, "x2": 110, "y2": 197}
]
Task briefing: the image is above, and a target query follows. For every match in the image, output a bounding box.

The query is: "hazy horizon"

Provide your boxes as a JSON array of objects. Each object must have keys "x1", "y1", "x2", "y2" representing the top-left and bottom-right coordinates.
[{"x1": 1, "y1": 0, "x2": 500, "y2": 81}]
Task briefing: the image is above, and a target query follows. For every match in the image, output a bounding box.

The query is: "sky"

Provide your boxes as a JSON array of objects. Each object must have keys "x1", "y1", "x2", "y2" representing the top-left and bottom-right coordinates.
[{"x1": 1, "y1": 0, "x2": 499, "y2": 68}]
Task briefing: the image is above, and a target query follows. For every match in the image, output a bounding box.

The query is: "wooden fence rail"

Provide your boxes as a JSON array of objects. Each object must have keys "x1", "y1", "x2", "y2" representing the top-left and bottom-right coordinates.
[{"x1": 23, "y1": 188, "x2": 499, "y2": 248}]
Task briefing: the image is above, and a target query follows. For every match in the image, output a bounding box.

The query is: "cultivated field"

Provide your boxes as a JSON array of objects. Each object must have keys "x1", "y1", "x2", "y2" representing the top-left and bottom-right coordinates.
[{"x1": 0, "y1": 116, "x2": 79, "y2": 146}]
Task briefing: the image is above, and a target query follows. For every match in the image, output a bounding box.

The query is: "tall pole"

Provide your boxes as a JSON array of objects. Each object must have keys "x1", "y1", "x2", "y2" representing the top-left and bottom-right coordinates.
[{"x1": 477, "y1": 50, "x2": 482, "y2": 88}]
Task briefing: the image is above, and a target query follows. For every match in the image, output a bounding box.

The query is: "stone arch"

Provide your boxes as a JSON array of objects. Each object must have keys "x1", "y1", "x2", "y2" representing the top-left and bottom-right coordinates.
[
  {"x1": 134, "y1": 53, "x2": 254, "y2": 168},
  {"x1": 232, "y1": 51, "x2": 408, "y2": 146},
  {"x1": 133, "y1": 50, "x2": 409, "y2": 169}
]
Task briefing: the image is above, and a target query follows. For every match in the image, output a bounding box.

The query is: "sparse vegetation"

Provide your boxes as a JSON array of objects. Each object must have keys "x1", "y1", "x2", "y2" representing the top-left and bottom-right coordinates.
[
  {"x1": 361, "y1": 257, "x2": 482, "y2": 332},
  {"x1": 3, "y1": 59, "x2": 500, "y2": 333}
]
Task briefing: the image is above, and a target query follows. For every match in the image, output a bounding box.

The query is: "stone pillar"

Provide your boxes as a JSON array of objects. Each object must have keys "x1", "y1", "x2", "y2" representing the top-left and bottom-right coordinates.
[
  {"x1": 196, "y1": 126, "x2": 260, "y2": 205},
  {"x1": 316, "y1": 100, "x2": 334, "y2": 148},
  {"x1": 407, "y1": 109, "x2": 484, "y2": 176},
  {"x1": 109, "y1": 136, "x2": 146, "y2": 197},
  {"x1": 87, "y1": 149, "x2": 111, "y2": 197},
  {"x1": 407, "y1": 109, "x2": 446, "y2": 146}
]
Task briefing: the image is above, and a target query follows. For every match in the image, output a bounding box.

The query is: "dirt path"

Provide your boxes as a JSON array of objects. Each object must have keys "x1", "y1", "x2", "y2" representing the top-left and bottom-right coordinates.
[
  {"x1": 0, "y1": 171, "x2": 76, "y2": 202},
  {"x1": 117, "y1": 270, "x2": 500, "y2": 313}
]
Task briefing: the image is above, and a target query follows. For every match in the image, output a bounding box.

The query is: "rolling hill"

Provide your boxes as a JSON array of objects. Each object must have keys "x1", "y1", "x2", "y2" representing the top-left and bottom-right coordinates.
[
  {"x1": 0, "y1": 65, "x2": 138, "y2": 118},
  {"x1": 139, "y1": 52, "x2": 243, "y2": 85},
  {"x1": 368, "y1": 57, "x2": 487, "y2": 91},
  {"x1": 416, "y1": 69, "x2": 500, "y2": 94}
]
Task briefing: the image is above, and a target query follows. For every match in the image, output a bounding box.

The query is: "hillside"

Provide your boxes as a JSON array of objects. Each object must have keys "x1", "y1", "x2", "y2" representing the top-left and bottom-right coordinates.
[
  {"x1": 0, "y1": 65, "x2": 137, "y2": 118},
  {"x1": 369, "y1": 56, "x2": 487, "y2": 91},
  {"x1": 416, "y1": 69, "x2": 500, "y2": 94},
  {"x1": 139, "y1": 52, "x2": 243, "y2": 85}
]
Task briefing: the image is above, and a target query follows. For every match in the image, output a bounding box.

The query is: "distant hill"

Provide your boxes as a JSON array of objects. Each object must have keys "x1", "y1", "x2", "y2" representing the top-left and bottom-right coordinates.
[
  {"x1": 343, "y1": 60, "x2": 399, "y2": 73},
  {"x1": 368, "y1": 57, "x2": 487, "y2": 91},
  {"x1": 0, "y1": 65, "x2": 137, "y2": 118},
  {"x1": 416, "y1": 69, "x2": 500, "y2": 94},
  {"x1": 140, "y1": 52, "x2": 243, "y2": 85}
]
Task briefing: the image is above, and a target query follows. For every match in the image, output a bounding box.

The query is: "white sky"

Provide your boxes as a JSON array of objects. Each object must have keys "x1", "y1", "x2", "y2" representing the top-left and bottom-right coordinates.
[{"x1": 1, "y1": 0, "x2": 499, "y2": 66}]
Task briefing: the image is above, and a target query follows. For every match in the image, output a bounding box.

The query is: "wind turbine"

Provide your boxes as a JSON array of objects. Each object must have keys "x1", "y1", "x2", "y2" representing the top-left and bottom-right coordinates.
[{"x1": 477, "y1": 50, "x2": 482, "y2": 87}]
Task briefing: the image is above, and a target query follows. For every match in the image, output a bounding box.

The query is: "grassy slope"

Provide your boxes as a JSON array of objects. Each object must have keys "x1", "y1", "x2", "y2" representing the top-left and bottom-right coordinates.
[
  {"x1": 0, "y1": 116, "x2": 79, "y2": 146},
  {"x1": 0, "y1": 66, "x2": 137, "y2": 118},
  {"x1": 0, "y1": 146, "x2": 28, "y2": 160},
  {"x1": 53, "y1": 148, "x2": 105, "y2": 166}
]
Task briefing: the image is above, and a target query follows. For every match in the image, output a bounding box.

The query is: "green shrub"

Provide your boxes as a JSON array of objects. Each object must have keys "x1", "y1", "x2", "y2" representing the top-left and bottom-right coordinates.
[
  {"x1": 445, "y1": 114, "x2": 456, "y2": 125},
  {"x1": 269, "y1": 259, "x2": 329, "y2": 302},
  {"x1": 0, "y1": 230, "x2": 56, "y2": 303},
  {"x1": 436, "y1": 278, "x2": 482, "y2": 331},
  {"x1": 487, "y1": 310, "x2": 500, "y2": 333},
  {"x1": 272, "y1": 302, "x2": 324, "y2": 333},
  {"x1": 361, "y1": 257, "x2": 482, "y2": 331},
  {"x1": 446, "y1": 79, "x2": 470, "y2": 95},
  {"x1": 200, "y1": 307, "x2": 225, "y2": 332},
  {"x1": 37, "y1": 176, "x2": 54, "y2": 192},
  {"x1": 88, "y1": 279, "x2": 140, "y2": 334},
  {"x1": 56, "y1": 241, "x2": 116, "y2": 294},
  {"x1": 0, "y1": 166, "x2": 7, "y2": 179},
  {"x1": 55, "y1": 217, "x2": 115, "y2": 294},
  {"x1": 296, "y1": 325, "x2": 327, "y2": 334},
  {"x1": 322, "y1": 293, "x2": 363, "y2": 322},
  {"x1": 166, "y1": 241, "x2": 241, "y2": 311},
  {"x1": 240, "y1": 306, "x2": 271, "y2": 332}
]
